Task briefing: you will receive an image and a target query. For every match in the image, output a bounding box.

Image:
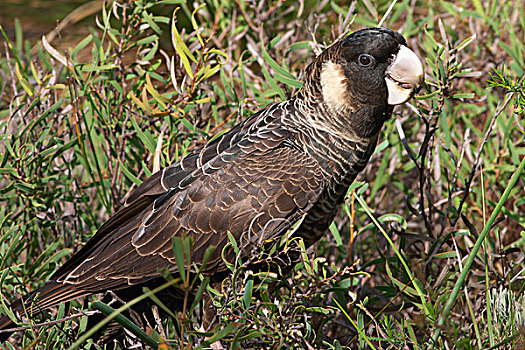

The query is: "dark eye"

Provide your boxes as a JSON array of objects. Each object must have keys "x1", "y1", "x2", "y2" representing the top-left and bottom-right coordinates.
[{"x1": 358, "y1": 54, "x2": 374, "y2": 67}]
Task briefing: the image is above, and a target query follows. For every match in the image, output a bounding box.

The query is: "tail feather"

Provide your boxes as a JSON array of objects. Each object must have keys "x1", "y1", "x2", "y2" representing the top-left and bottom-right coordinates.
[
  {"x1": 0, "y1": 314, "x2": 15, "y2": 340},
  {"x1": 0, "y1": 281, "x2": 90, "y2": 341}
]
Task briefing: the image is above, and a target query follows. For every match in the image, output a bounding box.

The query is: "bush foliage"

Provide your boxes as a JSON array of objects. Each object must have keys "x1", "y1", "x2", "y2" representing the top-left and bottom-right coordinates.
[{"x1": 0, "y1": 0, "x2": 524, "y2": 349}]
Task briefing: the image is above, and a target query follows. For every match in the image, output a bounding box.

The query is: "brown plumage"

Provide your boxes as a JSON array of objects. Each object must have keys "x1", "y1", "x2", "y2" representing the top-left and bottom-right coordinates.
[{"x1": 0, "y1": 27, "x2": 423, "y2": 343}]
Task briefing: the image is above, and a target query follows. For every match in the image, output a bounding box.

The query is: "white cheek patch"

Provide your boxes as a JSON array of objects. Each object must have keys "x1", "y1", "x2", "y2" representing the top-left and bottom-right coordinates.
[{"x1": 320, "y1": 61, "x2": 349, "y2": 111}]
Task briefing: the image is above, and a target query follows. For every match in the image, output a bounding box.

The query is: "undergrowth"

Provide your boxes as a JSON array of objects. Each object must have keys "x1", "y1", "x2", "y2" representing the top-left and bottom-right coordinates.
[{"x1": 0, "y1": 0, "x2": 524, "y2": 349}]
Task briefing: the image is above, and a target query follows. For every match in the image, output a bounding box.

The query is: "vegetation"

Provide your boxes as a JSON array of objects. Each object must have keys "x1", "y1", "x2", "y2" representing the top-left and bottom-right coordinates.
[{"x1": 0, "y1": 0, "x2": 524, "y2": 349}]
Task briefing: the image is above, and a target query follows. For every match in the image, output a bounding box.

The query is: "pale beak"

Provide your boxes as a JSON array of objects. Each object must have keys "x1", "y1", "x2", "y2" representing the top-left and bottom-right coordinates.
[{"x1": 385, "y1": 45, "x2": 424, "y2": 105}]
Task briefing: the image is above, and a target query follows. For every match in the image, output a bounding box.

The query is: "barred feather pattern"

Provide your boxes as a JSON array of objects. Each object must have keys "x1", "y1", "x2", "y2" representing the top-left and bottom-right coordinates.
[{"x1": 0, "y1": 27, "x2": 414, "y2": 335}]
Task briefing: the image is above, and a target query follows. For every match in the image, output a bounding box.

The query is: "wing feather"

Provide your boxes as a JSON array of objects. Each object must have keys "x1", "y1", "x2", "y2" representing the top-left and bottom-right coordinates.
[{"x1": 52, "y1": 102, "x2": 325, "y2": 291}]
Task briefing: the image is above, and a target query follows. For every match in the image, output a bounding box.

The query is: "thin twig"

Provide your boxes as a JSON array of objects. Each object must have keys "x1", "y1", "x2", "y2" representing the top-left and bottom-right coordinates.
[
  {"x1": 429, "y1": 155, "x2": 525, "y2": 348},
  {"x1": 450, "y1": 89, "x2": 517, "y2": 229},
  {"x1": 0, "y1": 311, "x2": 98, "y2": 334}
]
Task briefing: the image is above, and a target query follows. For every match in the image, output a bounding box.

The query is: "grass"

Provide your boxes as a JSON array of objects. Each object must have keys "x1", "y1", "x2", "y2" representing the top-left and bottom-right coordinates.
[{"x1": 0, "y1": 0, "x2": 524, "y2": 349}]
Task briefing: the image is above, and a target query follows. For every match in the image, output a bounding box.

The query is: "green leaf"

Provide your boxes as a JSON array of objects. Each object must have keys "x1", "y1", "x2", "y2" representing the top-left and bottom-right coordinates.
[
  {"x1": 195, "y1": 324, "x2": 238, "y2": 350},
  {"x1": 130, "y1": 114, "x2": 156, "y2": 154},
  {"x1": 306, "y1": 306, "x2": 335, "y2": 315},
  {"x1": 242, "y1": 274, "x2": 254, "y2": 309},
  {"x1": 226, "y1": 231, "x2": 239, "y2": 255},
  {"x1": 156, "y1": 0, "x2": 186, "y2": 4},
  {"x1": 171, "y1": 9, "x2": 196, "y2": 78},
  {"x1": 173, "y1": 237, "x2": 187, "y2": 284},
  {"x1": 119, "y1": 160, "x2": 142, "y2": 186},
  {"x1": 189, "y1": 278, "x2": 209, "y2": 313},
  {"x1": 274, "y1": 72, "x2": 303, "y2": 89},
  {"x1": 136, "y1": 34, "x2": 160, "y2": 46},
  {"x1": 92, "y1": 301, "x2": 159, "y2": 349},
  {"x1": 452, "y1": 92, "x2": 475, "y2": 99},
  {"x1": 373, "y1": 139, "x2": 389, "y2": 154},
  {"x1": 329, "y1": 222, "x2": 344, "y2": 247},
  {"x1": 260, "y1": 64, "x2": 285, "y2": 100},
  {"x1": 0, "y1": 168, "x2": 18, "y2": 176},
  {"x1": 141, "y1": 40, "x2": 159, "y2": 62},
  {"x1": 71, "y1": 34, "x2": 93, "y2": 59},
  {"x1": 79, "y1": 64, "x2": 118, "y2": 71},
  {"x1": 433, "y1": 251, "x2": 457, "y2": 259},
  {"x1": 385, "y1": 262, "x2": 418, "y2": 296},
  {"x1": 142, "y1": 11, "x2": 162, "y2": 35},
  {"x1": 191, "y1": 4, "x2": 206, "y2": 46},
  {"x1": 261, "y1": 39, "x2": 301, "y2": 88}
]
